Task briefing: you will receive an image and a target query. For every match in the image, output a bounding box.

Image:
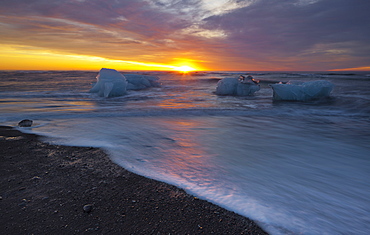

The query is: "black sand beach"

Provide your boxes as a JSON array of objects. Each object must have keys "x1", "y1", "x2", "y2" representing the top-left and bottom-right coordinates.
[{"x1": 0, "y1": 126, "x2": 268, "y2": 234}]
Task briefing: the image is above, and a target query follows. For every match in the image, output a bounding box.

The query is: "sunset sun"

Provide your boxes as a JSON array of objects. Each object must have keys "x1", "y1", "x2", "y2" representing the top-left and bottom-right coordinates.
[{"x1": 175, "y1": 65, "x2": 196, "y2": 73}]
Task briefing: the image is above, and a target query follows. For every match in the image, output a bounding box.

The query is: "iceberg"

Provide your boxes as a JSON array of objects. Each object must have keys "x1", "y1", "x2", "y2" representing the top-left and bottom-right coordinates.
[
  {"x1": 270, "y1": 80, "x2": 334, "y2": 101},
  {"x1": 215, "y1": 77, "x2": 260, "y2": 96},
  {"x1": 90, "y1": 68, "x2": 128, "y2": 97},
  {"x1": 125, "y1": 74, "x2": 161, "y2": 90},
  {"x1": 90, "y1": 69, "x2": 162, "y2": 97}
]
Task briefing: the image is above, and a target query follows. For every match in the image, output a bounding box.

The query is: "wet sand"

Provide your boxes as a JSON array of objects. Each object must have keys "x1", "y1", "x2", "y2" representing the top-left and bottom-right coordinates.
[{"x1": 0, "y1": 126, "x2": 268, "y2": 234}]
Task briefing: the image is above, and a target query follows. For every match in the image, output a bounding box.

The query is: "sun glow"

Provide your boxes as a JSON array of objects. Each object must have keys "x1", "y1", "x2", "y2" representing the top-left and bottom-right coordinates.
[
  {"x1": 175, "y1": 65, "x2": 196, "y2": 73},
  {"x1": 0, "y1": 45, "x2": 202, "y2": 71}
]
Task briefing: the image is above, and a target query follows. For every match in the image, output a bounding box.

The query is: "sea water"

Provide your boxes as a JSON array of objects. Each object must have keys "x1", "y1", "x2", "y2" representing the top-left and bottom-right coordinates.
[{"x1": 1, "y1": 70, "x2": 370, "y2": 234}]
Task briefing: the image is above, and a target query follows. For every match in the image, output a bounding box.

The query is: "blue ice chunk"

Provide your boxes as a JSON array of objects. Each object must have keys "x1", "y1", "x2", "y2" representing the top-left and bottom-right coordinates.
[
  {"x1": 125, "y1": 74, "x2": 161, "y2": 90},
  {"x1": 270, "y1": 80, "x2": 334, "y2": 101},
  {"x1": 90, "y1": 68, "x2": 128, "y2": 97},
  {"x1": 216, "y1": 77, "x2": 260, "y2": 96}
]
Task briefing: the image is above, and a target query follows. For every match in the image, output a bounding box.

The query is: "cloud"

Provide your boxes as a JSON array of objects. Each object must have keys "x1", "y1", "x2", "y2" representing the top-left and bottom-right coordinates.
[
  {"x1": 201, "y1": 0, "x2": 370, "y2": 69},
  {"x1": 0, "y1": 0, "x2": 369, "y2": 70},
  {"x1": 0, "y1": 0, "x2": 200, "y2": 62},
  {"x1": 181, "y1": 24, "x2": 227, "y2": 39}
]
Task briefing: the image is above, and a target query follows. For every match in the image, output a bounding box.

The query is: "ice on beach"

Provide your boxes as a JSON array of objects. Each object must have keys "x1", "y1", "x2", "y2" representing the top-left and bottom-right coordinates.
[
  {"x1": 90, "y1": 68, "x2": 128, "y2": 97},
  {"x1": 270, "y1": 80, "x2": 334, "y2": 101},
  {"x1": 90, "y1": 69, "x2": 162, "y2": 97},
  {"x1": 215, "y1": 77, "x2": 260, "y2": 96},
  {"x1": 125, "y1": 74, "x2": 161, "y2": 90}
]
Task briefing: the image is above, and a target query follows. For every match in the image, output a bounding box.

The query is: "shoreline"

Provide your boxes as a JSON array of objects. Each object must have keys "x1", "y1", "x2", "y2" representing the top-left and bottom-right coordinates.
[{"x1": 0, "y1": 125, "x2": 268, "y2": 234}]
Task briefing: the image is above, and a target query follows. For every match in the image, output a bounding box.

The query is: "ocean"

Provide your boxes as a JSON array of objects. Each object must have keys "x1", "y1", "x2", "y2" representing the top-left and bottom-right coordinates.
[{"x1": 1, "y1": 70, "x2": 369, "y2": 234}]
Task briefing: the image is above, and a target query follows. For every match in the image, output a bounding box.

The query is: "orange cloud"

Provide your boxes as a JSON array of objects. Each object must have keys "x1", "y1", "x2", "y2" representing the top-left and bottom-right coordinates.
[{"x1": 330, "y1": 66, "x2": 370, "y2": 71}]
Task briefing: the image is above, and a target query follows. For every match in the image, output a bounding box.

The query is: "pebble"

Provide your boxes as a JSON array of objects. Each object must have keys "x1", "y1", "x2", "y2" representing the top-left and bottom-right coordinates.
[
  {"x1": 83, "y1": 204, "x2": 93, "y2": 213},
  {"x1": 18, "y1": 119, "x2": 33, "y2": 127},
  {"x1": 18, "y1": 202, "x2": 27, "y2": 207}
]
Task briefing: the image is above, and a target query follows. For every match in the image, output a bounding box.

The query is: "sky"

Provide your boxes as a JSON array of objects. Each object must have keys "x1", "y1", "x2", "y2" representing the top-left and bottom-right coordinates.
[{"x1": 1, "y1": 0, "x2": 369, "y2": 71}]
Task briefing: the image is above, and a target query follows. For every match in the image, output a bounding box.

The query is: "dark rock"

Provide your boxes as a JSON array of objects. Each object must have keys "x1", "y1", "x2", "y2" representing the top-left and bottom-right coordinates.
[
  {"x1": 18, "y1": 202, "x2": 27, "y2": 207},
  {"x1": 83, "y1": 204, "x2": 93, "y2": 213},
  {"x1": 31, "y1": 176, "x2": 41, "y2": 180},
  {"x1": 18, "y1": 119, "x2": 33, "y2": 127}
]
